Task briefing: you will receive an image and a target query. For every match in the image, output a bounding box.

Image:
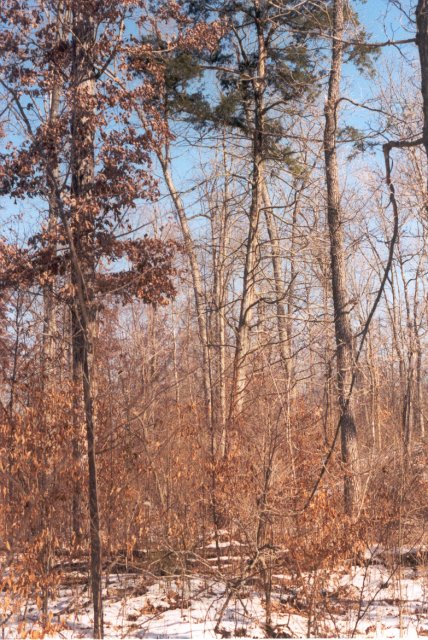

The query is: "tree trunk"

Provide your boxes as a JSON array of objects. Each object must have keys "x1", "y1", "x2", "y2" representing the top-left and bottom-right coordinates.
[
  {"x1": 323, "y1": 0, "x2": 361, "y2": 516},
  {"x1": 71, "y1": 308, "x2": 84, "y2": 545},
  {"x1": 416, "y1": 1, "x2": 428, "y2": 445},
  {"x1": 228, "y1": 5, "x2": 267, "y2": 426},
  {"x1": 158, "y1": 153, "x2": 213, "y2": 436},
  {"x1": 398, "y1": 249, "x2": 415, "y2": 453},
  {"x1": 415, "y1": 331, "x2": 424, "y2": 439},
  {"x1": 262, "y1": 181, "x2": 290, "y2": 380},
  {"x1": 211, "y1": 138, "x2": 230, "y2": 458},
  {"x1": 417, "y1": 0, "x2": 428, "y2": 165},
  {"x1": 39, "y1": 56, "x2": 62, "y2": 621},
  {"x1": 70, "y1": 3, "x2": 103, "y2": 636}
]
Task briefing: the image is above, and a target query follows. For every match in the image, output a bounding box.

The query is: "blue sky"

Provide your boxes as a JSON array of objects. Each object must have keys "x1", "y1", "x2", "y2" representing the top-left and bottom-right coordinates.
[
  {"x1": 0, "y1": 1, "x2": 422, "y2": 243},
  {"x1": 163, "y1": 1, "x2": 421, "y2": 209}
]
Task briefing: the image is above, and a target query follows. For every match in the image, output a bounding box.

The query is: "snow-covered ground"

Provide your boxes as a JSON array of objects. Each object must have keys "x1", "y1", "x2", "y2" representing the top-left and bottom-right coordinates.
[{"x1": 3, "y1": 560, "x2": 428, "y2": 638}]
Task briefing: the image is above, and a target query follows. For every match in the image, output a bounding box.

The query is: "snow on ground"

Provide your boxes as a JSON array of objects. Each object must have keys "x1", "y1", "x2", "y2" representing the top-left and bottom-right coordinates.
[{"x1": 3, "y1": 563, "x2": 428, "y2": 638}]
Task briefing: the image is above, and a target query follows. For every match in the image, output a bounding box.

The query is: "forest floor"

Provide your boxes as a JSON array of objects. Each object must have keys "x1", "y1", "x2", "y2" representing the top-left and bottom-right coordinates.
[{"x1": 3, "y1": 554, "x2": 428, "y2": 638}]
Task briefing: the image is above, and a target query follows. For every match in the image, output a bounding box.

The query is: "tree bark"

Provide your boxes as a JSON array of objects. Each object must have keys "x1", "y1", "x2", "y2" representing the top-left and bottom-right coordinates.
[
  {"x1": 208, "y1": 147, "x2": 229, "y2": 458},
  {"x1": 228, "y1": 3, "x2": 267, "y2": 426},
  {"x1": 70, "y1": 3, "x2": 103, "y2": 636},
  {"x1": 262, "y1": 181, "x2": 290, "y2": 380},
  {"x1": 39, "y1": 43, "x2": 62, "y2": 621},
  {"x1": 416, "y1": 1, "x2": 428, "y2": 442},
  {"x1": 417, "y1": 0, "x2": 428, "y2": 166},
  {"x1": 323, "y1": 0, "x2": 361, "y2": 516}
]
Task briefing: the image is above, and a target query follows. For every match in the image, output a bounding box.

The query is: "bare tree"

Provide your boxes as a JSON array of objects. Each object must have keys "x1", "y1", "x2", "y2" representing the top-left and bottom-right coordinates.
[{"x1": 323, "y1": 0, "x2": 361, "y2": 515}]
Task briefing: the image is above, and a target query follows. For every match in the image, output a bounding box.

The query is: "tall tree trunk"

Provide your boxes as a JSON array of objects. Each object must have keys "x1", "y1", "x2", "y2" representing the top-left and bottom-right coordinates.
[
  {"x1": 70, "y1": 4, "x2": 103, "y2": 636},
  {"x1": 212, "y1": 138, "x2": 230, "y2": 458},
  {"x1": 40, "y1": 49, "x2": 62, "y2": 620},
  {"x1": 417, "y1": 0, "x2": 428, "y2": 166},
  {"x1": 157, "y1": 150, "x2": 227, "y2": 532},
  {"x1": 262, "y1": 182, "x2": 290, "y2": 380},
  {"x1": 40, "y1": 281, "x2": 55, "y2": 622},
  {"x1": 157, "y1": 153, "x2": 213, "y2": 437},
  {"x1": 71, "y1": 309, "x2": 84, "y2": 544},
  {"x1": 388, "y1": 266, "x2": 406, "y2": 426},
  {"x1": 398, "y1": 249, "x2": 415, "y2": 453},
  {"x1": 366, "y1": 329, "x2": 380, "y2": 450},
  {"x1": 413, "y1": 243, "x2": 424, "y2": 440},
  {"x1": 286, "y1": 188, "x2": 299, "y2": 397},
  {"x1": 228, "y1": 4, "x2": 267, "y2": 426},
  {"x1": 323, "y1": 0, "x2": 361, "y2": 516},
  {"x1": 416, "y1": 0, "x2": 428, "y2": 443}
]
